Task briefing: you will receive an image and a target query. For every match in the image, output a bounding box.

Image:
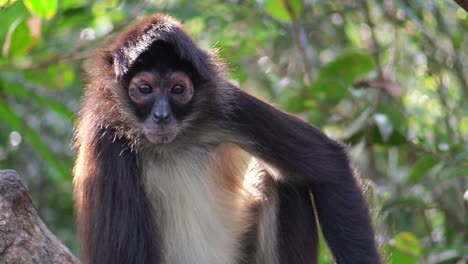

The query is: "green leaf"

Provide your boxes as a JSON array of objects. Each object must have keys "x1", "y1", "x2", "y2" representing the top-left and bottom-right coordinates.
[
  {"x1": 311, "y1": 77, "x2": 348, "y2": 104},
  {"x1": 0, "y1": 102, "x2": 22, "y2": 128},
  {"x1": 317, "y1": 229, "x2": 333, "y2": 263},
  {"x1": 385, "y1": 244, "x2": 418, "y2": 264},
  {"x1": 377, "y1": 103, "x2": 408, "y2": 133},
  {"x1": 60, "y1": 0, "x2": 87, "y2": 10},
  {"x1": 0, "y1": 1, "x2": 27, "y2": 37},
  {"x1": 311, "y1": 51, "x2": 374, "y2": 104},
  {"x1": 408, "y1": 154, "x2": 438, "y2": 183},
  {"x1": 373, "y1": 113, "x2": 393, "y2": 143},
  {"x1": 0, "y1": 1, "x2": 35, "y2": 57},
  {"x1": 370, "y1": 124, "x2": 407, "y2": 146},
  {"x1": 264, "y1": 0, "x2": 301, "y2": 22},
  {"x1": 318, "y1": 51, "x2": 375, "y2": 84},
  {"x1": 23, "y1": 0, "x2": 57, "y2": 19},
  {"x1": 394, "y1": 232, "x2": 422, "y2": 257}
]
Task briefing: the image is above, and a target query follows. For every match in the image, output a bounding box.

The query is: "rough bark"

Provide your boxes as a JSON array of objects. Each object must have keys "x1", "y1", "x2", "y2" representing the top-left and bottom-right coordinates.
[{"x1": 0, "y1": 169, "x2": 79, "y2": 264}]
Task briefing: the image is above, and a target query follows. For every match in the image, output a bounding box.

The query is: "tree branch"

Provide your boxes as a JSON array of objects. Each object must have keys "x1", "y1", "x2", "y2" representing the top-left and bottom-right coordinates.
[{"x1": 0, "y1": 170, "x2": 79, "y2": 264}]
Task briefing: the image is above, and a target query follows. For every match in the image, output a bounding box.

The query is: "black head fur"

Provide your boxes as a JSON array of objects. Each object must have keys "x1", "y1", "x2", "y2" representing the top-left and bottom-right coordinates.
[{"x1": 108, "y1": 14, "x2": 216, "y2": 81}]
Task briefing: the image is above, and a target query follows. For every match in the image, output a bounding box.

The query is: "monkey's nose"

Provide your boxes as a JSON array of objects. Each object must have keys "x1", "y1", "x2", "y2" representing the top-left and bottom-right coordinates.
[{"x1": 153, "y1": 112, "x2": 172, "y2": 124}]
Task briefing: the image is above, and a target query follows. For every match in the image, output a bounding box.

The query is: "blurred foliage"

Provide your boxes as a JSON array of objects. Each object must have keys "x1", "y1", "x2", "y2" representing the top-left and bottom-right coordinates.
[{"x1": 0, "y1": 0, "x2": 467, "y2": 262}]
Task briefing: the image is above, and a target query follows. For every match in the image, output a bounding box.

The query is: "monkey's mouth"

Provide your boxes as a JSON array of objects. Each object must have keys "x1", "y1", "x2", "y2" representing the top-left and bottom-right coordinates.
[
  {"x1": 151, "y1": 127, "x2": 173, "y2": 135},
  {"x1": 142, "y1": 124, "x2": 178, "y2": 144}
]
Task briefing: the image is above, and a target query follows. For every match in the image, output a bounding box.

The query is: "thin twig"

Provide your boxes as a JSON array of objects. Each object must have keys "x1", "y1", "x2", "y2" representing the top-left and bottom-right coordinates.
[
  {"x1": 282, "y1": 0, "x2": 315, "y2": 85},
  {"x1": 384, "y1": 0, "x2": 399, "y2": 76},
  {"x1": 437, "y1": 75, "x2": 458, "y2": 143},
  {"x1": 360, "y1": 1, "x2": 384, "y2": 78}
]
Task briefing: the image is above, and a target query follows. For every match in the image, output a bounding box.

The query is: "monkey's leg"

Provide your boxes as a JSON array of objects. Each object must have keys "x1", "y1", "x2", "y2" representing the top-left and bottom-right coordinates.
[
  {"x1": 242, "y1": 161, "x2": 318, "y2": 264},
  {"x1": 276, "y1": 184, "x2": 318, "y2": 264}
]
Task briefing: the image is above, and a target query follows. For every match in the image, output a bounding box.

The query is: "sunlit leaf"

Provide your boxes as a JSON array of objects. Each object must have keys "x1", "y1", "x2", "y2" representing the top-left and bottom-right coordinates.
[
  {"x1": 394, "y1": 232, "x2": 422, "y2": 257},
  {"x1": 6, "y1": 20, "x2": 38, "y2": 58},
  {"x1": 384, "y1": 243, "x2": 418, "y2": 264},
  {"x1": 264, "y1": 0, "x2": 301, "y2": 22},
  {"x1": 60, "y1": 0, "x2": 87, "y2": 10},
  {"x1": 23, "y1": 0, "x2": 57, "y2": 19},
  {"x1": 0, "y1": 1, "x2": 43, "y2": 57},
  {"x1": 91, "y1": 0, "x2": 118, "y2": 15},
  {"x1": 0, "y1": 0, "x2": 17, "y2": 8},
  {"x1": 0, "y1": 1, "x2": 27, "y2": 39},
  {"x1": 0, "y1": 2, "x2": 31, "y2": 56}
]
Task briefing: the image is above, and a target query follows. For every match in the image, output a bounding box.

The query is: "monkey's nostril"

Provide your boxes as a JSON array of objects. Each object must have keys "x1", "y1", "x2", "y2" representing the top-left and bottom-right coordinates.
[{"x1": 153, "y1": 112, "x2": 171, "y2": 124}]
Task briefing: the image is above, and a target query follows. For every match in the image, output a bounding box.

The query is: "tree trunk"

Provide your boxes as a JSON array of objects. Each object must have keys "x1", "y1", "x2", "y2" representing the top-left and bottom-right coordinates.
[{"x1": 0, "y1": 170, "x2": 79, "y2": 264}]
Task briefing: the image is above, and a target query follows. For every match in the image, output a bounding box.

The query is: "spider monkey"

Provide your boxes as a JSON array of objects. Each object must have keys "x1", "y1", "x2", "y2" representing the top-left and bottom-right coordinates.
[{"x1": 73, "y1": 14, "x2": 380, "y2": 264}]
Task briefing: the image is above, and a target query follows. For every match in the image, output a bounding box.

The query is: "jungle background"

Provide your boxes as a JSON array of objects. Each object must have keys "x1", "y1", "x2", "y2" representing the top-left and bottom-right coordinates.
[{"x1": 0, "y1": 0, "x2": 467, "y2": 263}]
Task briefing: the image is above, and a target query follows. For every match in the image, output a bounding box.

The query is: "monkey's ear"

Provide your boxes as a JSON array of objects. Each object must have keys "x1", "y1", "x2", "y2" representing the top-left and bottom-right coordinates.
[{"x1": 108, "y1": 14, "x2": 216, "y2": 81}]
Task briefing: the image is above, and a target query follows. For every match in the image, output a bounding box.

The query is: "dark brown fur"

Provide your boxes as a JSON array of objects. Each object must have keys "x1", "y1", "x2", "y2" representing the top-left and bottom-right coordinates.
[{"x1": 74, "y1": 13, "x2": 380, "y2": 264}]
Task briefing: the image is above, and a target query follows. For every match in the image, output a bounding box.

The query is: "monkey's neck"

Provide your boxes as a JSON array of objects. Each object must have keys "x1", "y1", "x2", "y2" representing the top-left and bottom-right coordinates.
[{"x1": 141, "y1": 144, "x2": 251, "y2": 264}]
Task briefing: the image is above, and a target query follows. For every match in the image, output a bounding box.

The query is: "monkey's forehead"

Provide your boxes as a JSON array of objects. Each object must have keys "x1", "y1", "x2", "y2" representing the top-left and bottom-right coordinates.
[{"x1": 107, "y1": 14, "x2": 214, "y2": 81}]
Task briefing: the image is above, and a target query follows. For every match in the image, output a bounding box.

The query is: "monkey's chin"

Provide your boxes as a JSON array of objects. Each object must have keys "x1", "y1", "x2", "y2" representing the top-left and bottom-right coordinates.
[
  {"x1": 142, "y1": 127, "x2": 179, "y2": 144},
  {"x1": 144, "y1": 132, "x2": 177, "y2": 145},
  {"x1": 142, "y1": 122, "x2": 180, "y2": 145}
]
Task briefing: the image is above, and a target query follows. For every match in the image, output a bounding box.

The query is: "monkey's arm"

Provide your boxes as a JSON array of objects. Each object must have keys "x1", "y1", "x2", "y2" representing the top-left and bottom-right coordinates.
[
  {"x1": 74, "y1": 129, "x2": 160, "y2": 264},
  {"x1": 224, "y1": 88, "x2": 380, "y2": 264}
]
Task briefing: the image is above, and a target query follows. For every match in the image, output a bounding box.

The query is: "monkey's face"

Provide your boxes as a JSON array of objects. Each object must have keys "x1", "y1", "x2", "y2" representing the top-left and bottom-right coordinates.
[{"x1": 128, "y1": 70, "x2": 194, "y2": 144}]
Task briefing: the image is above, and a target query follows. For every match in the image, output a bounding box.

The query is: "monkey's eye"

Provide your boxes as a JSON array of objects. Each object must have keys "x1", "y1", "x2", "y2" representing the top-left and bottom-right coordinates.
[
  {"x1": 171, "y1": 84, "x2": 186, "y2": 95},
  {"x1": 138, "y1": 84, "x2": 153, "y2": 94}
]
